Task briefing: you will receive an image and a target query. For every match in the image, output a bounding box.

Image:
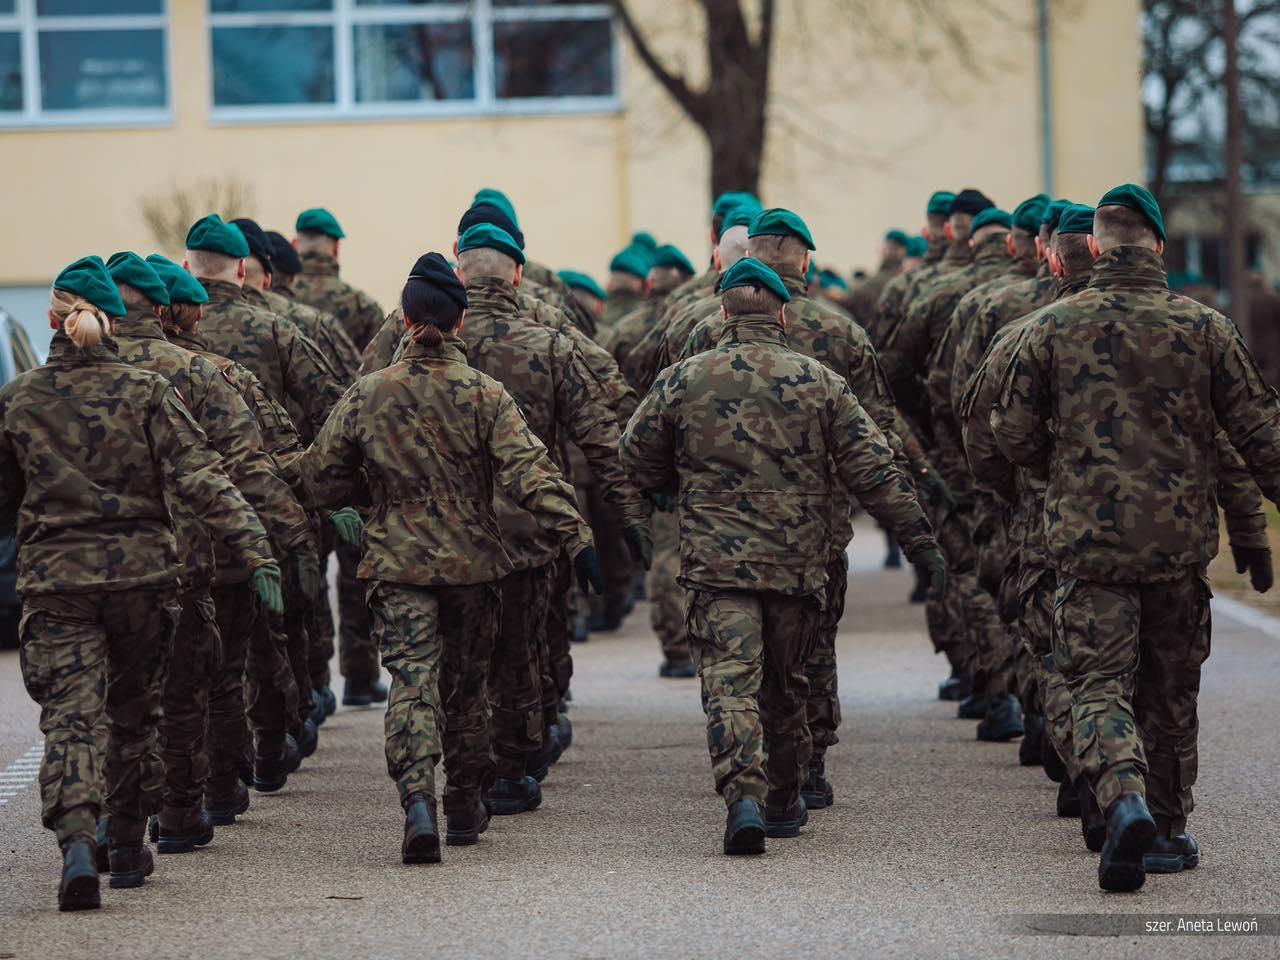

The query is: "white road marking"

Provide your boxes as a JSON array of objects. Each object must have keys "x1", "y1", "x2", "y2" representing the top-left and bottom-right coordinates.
[
  {"x1": 0, "y1": 744, "x2": 43, "y2": 806},
  {"x1": 1212, "y1": 593, "x2": 1280, "y2": 640}
]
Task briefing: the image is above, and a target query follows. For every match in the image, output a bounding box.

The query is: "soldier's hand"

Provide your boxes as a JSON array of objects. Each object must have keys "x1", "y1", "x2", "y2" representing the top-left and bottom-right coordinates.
[
  {"x1": 287, "y1": 549, "x2": 322, "y2": 601},
  {"x1": 918, "y1": 470, "x2": 958, "y2": 510},
  {"x1": 648, "y1": 492, "x2": 675, "y2": 513},
  {"x1": 573, "y1": 546, "x2": 605, "y2": 596},
  {"x1": 1232, "y1": 544, "x2": 1274, "y2": 593},
  {"x1": 910, "y1": 547, "x2": 947, "y2": 597},
  {"x1": 253, "y1": 563, "x2": 285, "y2": 616},
  {"x1": 329, "y1": 507, "x2": 363, "y2": 548},
  {"x1": 623, "y1": 525, "x2": 654, "y2": 570}
]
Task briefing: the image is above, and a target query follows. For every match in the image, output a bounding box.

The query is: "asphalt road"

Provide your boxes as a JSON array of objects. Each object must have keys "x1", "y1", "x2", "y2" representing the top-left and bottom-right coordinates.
[{"x1": 1, "y1": 528, "x2": 1279, "y2": 959}]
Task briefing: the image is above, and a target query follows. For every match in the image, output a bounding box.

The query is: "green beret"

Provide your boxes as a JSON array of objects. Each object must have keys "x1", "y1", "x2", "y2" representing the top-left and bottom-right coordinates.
[
  {"x1": 146, "y1": 254, "x2": 209, "y2": 305},
  {"x1": 721, "y1": 206, "x2": 757, "y2": 231},
  {"x1": 1041, "y1": 198, "x2": 1074, "y2": 234},
  {"x1": 557, "y1": 270, "x2": 607, "y2": 302},
  {"x1": 472, "y1": 188, "x2": 519, "y2": 229},
  {"x1": 186, "y1": 214, "x2": 250, "y2": 258},
  {"x1": 818, "y1": 268, "x2": 849, "y2": 291},
  {"x1": 54, "y1": 255, "x2": 127, "y2": 318},
  {"x1": 608, "y1": 246, "x2": 649, "y2": 280},
  {"x1": 970, "y1": 208, "x2": 1012, "y2": 232},
  {"x1": 1097, "y1": 183, "x2": 1166, "y2": 242},
  {"x1": 906, "y1": 236, "x2": 928, "y2": 258},
  {"x1": 712, "y1": 191, "x2": 761, "y2": 219},
  {"x1": 1056, "y1": 204, "x2": 1095, "y2": 236},
  {"x1": 719, "y1": 257, "x2": 791, "y2": 304},
  {"x1": 885, "y1": 229, "x2": 911, "y2": 249},
  {"x1": 457, "y1": 222, "x2": 526, "y2": 265},
  {"x1": 295, "y1": 207, "x2": 345, "y2": 239},
  {"x1": 651, "y1": 244, "x2": 695, "y2": 276},
  {"x1": 927, "y1": 191, "x2": 957, "y2": 216},
  {"x1": 631, "y1": 232, "x2": 658, "y2": 253},
  {"x1": 106, "y1": 251, "x2": 170, "y2": 307},
  {"x1": 748, "y1": 208, "x2": 815, "y2": 250},
  {"x1": 1012, "y1": 194, "x2": 1051, "y2": 234}
]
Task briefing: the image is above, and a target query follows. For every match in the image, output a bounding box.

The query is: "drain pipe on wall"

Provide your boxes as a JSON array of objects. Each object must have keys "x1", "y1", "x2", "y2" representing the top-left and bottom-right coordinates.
[{"x1": 1038, "y1": 0, "x2": 1056, "y2": 195}]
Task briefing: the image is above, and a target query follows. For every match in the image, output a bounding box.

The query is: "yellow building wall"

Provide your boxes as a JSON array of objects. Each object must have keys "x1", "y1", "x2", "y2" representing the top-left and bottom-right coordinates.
[{"x1": 0, "y1": 0, "x2": 1143, "y2": 310}]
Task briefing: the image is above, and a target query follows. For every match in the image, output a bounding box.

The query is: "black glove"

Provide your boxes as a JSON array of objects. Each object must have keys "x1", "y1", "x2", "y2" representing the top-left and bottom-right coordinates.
[
  {"x1": 574, "y1": 546, "x2": 605, "y2": 595},
  {"x1": 648, "y1": 492, "x2": 675, "y2": 513},
  {"x1": 623, "y1": 525, "x2": 653, "y2": 570},
  {"x1": 1233, "y1": 544, "x2": 1274, "y2": 594},
  {"x1": 910, "y1": 547, "x2": 947, "y2": 597},
  {"x1": 917, "y1": 470, "x2": 958, "y2": 509}
]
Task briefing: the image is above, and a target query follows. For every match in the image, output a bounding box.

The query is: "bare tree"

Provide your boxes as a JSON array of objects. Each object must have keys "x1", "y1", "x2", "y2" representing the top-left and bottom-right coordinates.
[{"x1": 140, "y1": 177, "x2": 257, "y2": 257}]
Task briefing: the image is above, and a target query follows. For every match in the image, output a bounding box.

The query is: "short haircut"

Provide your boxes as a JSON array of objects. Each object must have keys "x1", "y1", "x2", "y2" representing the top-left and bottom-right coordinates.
[
  {"x1": 1053, "y1": 233, "x2": 1095, "y2": 275},
  {"x1": 746, "y1": 234, "x2": 807, "y2": 269},
  {"x1": 948, "y1": 211, "x2": 975, "y2": 241},
  {"x1": 722, "y1": 283, "x2": 784, "y2": 317},
  {"x1": 457, "y1": 247, "x2": 517, "y2": 282},
  {"x1": 1093, "y1": 205, "x2": 1158, "y2": 249},
  {"x1": 927, "y1": 212, "x2": 949, "y2": 231},
  {"x1": 295, "y1": 230, "x2": 338, "y2": 255},
  {"x1": 609, "y1": 271, "x2": 644, "y2": 292},
  {"x1": 115, "y1": 282, "x2": 155, "y2": 309},
  {"x1": 718, "y1": 225, "x2": 750, "y2": 268},
  {"x1": 186, "y1": 248, "x2": 241, "y2": 280}
]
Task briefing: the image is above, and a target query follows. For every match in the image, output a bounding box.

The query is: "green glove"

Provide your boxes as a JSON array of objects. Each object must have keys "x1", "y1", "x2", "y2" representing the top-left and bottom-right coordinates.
[
  {"x1": 648, "y1": 492, "x2": 675, "y2": 513},
  {"x1": 910, "y1": 547, "x2": 947, "y2": 597},
  {"x1": 623, "y1": 525, "x2": 653, "y2": 570},
  {"x1": 330, "y1": 507, "x2": 363, "y2": 548},
  {"x1": 288, "y1": 549, "x2": 322, "y2": 601},
  {"x1": 253, "y1": 563, "x2": 284, "y2": 616}
]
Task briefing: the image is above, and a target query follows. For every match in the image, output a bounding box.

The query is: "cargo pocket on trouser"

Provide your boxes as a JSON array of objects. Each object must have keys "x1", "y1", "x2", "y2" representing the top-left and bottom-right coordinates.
[{"x1": 384, "y1": 683, "x2": 441, "y2": 803}]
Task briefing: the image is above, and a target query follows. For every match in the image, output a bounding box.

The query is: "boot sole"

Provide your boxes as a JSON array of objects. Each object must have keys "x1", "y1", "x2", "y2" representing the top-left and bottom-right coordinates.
[
  {"x1": 206, "y1": 793, "x2": 251, "y2": 826},
  {"x1": 724, "y1": 824, "x2": 766, "y2": 855},
  {"x1": 446, "y1": 829, "x2": 480, "y2": 846},
  {"x1": 976, "y1": 724, "x2": 1025, "y2": 742},
  {"x1": 157, "y1": 824, "x2": 214, "y2": 854},
  {"x1": 765, "y1": 807, "x2": 809, "y2": 839},
  {"x1": 489, "y1": 796, "x2": 541, "y2": 816},
  {"x1": 1144, "y1": 852, "x2": 1199, "y2": 874},
  {"x1": 58, "y1": 873, "x2": 100, "y2": 911},
  {"x1": 252, "y1": 774, "x2": 288, "y2": 793},
  {"x1": 402, "y1": 832, "x2": 441, "y2": 864},
  {"x1": 1084, "y1": 825, "x2": 1106, "y2": 853},
  {"x1": 800, "y1": 790, "x2": 832, "y2": 810},
  {"x1": 108, "y1": 868, "x2": 153, "y2": 889},
  {"x1": 1099, "y1": 818, "x2": 1156, "y2": 892}
]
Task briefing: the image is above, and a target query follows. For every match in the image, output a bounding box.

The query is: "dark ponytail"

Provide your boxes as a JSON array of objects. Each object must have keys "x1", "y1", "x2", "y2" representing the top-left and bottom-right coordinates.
[{"x1": 402, "y1": 277, "x2": 463, "y2": 346}]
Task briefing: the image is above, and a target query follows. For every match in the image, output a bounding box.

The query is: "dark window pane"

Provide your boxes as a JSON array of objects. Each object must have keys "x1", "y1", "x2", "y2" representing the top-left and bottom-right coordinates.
[
  {"x1": 212, "y1": 26, "x2": 334, "y2": 105},
  {"x1": 494, "y1": 1, "x2": 607, "y2": 6},
  {"x1": 354, "y1": 1, "x2": 460, "y2": 6},
  {"x1": 38, "y1": 0, "x2": 161, "y2": 12},
  {"x1": 210, "y1": 0, "x2": 331, "y2": 11},
  {"x1": 39, "y1": 29, "x2": 166, "y2": 110},
  {"x1": 0, "y1": 33, "x2": 19, "y2": 111},
  {"x1": 354, "y1": 22, "x2": 474, "y2": 102},
  {"x1": 0, "y1": 0, "x2": 14, "y2": 13},
  {"x1": 494, "y1": 18, "x2": 612, "y2": 99}
]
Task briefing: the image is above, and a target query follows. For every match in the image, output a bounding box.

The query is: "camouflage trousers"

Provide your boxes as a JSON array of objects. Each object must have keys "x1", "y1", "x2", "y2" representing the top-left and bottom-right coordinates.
[
  {"x1": 585, "y1": 482, "x2": 635, "y2": 626},
  {"x1": 685, "y1": 589, "x2": 820, "y2": 809},
  {"x1": 544, "y1": 552, "x2": 575, "y2": 707},
  {"x1": 936, "y1": 499, "x2": 1007, "y2": 695},
  {"x1": 1052, "y1": 572, "x2": 1211, "y2": 833},
  {"x1": 923, "y1": 496, "x2": 974, "y2": 674},
  {"x1": 805, "y1": 553, "x2": 848, "y2": 758},
  {"x1": 369, "y1": 581, "x2": 499, "y2": 812},
  {"x1": 316, "y1": 524, "x2": 378, "y2": 686},
  {"x1": 647, "y1": 510, "x2": 691, "y2": 666},
  {"x1": 1015, "y1": 567, "x2": 1079, "y2": 783},
  {"x1": 160, "y1": 589, "x2": 221, "y2": 811},
  {"x1": 491, "y1": 564, "x2": 550, "y2": 780},
  {"x1": 280, "y1": 553, "x2": 316, "y2": 734},
  {"x1": 19, "y1": 589, "x2": 178, "y2": 847},
  {"x1": 307, "y1": 513, "x2": 333, "y2": 692}
]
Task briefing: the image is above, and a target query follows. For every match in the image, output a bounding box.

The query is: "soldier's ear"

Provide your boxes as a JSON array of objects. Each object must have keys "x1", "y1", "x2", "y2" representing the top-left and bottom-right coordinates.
[
  {"x1": 1006, "y1": 234, "x2": 1017, "y2": 258},
  {"x1": 48, "y1": 310, "x2": 59, "y2": 331},
  {"x1": 721, "y1": 305, "x2": 730, "y2": 324},
  {"x1": 236, "y1": 258, "x2": 247, "y2": 282},
  {"x1": 778, "y1": 305, "x2": 787, "y2": 328},
  {"x1": 513, "y1": 264, "x2": 523, "y2": 288},
  {"x1": 944, "y1": 223, "x2": 955, "y2": 243},
  {"x1": 801, "y1": 251, "x2": 811, "y2": 275},
  {"x1": 1155, "y1": 239, "x2": 1166, "y2": 256},
  {"x1": 1086, "y1": 235, "x2": 1101, "y2": 260}
]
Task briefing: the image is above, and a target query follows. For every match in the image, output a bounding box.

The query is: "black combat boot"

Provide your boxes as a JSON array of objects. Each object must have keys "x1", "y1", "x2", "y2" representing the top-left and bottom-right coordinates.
[
  {"x1": 1042, "y1": 741, "x2": 1067, "y2": 783},
  {"x1": 1056, "y1": 779, "x2": 1081, "y2": 818},
  {"x1": 1078, "y1": 777, "x2": 1106, "y2": 852},
  {"x1": 321, "y1": 685, "x2": 337, "y2": 716},
  {"x1": 58, "y1": 837, "x2": 100, "y2": 912},
  {"x1": 488, "y1": 776, "x2": 542, "y2": 815},
  {"x1": 252, "y1": 737, "x2": 291, "y2": 793},
  {"x1": 205, "y1": 780, "x2": 251, "y2": 826},
  {"x1": 883, "y1": 534, "x2": 902, "y2": 569},
  {"x1": 94, "y1": 817, "x2": 110, "y2": 873},
  {"x1": 909, "y1": 566, "x2": 929, "y2": 604},
  {"x1": 342, "y1": 678, "x2": 375, "y2": 707},
  {"x1": 1019, "y1": 713, "x2": 1045, "y2": 766},
  {"x1": 800, "y1": 757, "x2": 834, "y2": 809},
  {"x1": 156, "y1": 806, "x2": 215, "y2": 854},
  {"x1": 445, "y1": 796, "x2": 491, "y2": 847},
  {"x1": 401, "y1": 793, "x2": 440, "y2": 864},
  {"x1": 976, "y1": 694, "x2": 1024, "y2": 742},
  {"x1": 297, "y1": 718, "x2": 319, "y2": 759},
  {"x1": 557, "y1": 710, "x2": 573, "y2": 751},
  {"x1": 938, "y1": 670, "x2": 970, "y2": 702},
  {"x1": 1097, "y1": 793, "x2": 1156, "y2": 892},
  {"x1": 723, "y1": 799, "x2": 766, "y2": 856},
  {"x1": 957, "y1": 694, "x2": 989, "y2": 719},
  {"x1": 659, "y1": 660, "x2": 697, "y2": 678},
  {"x1": 309, "y1": 689, "x2": 327, "y2": 728},
  {"x1": 763, "y1": 798, "x2": 808, "y2": 838},
  {"x1": 1144, "y1": 833, "x2": 1199, "y2": 873},
  {"x1": 108, "y1": 845, "x2": 155, "y2": 889}
]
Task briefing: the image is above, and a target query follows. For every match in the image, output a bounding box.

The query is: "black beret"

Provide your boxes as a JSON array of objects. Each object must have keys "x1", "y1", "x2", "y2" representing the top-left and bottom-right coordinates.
[
  {"x1": 231, "y1": 217, "x2": 274, "y2": 276},
  {"x1": 265, "y1": 230, "x2": 303, "y2": 276},
  {"x1": 951, "y1": 189, "x2": 995, "y2": 217},
  {"x1": 457, "y1": 203, "x2": 526, "y2": 251},
  {"x1": 408, "y1": 252, "x2": 468, "y2": 310}
]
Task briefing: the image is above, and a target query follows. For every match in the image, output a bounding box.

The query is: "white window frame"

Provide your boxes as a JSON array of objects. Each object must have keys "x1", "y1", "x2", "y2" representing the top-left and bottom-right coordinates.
[
  {"x1": 0, "y1": 0, "x2": 173, "y2": 129},
  {"x1": 207, "y1": 0, "x2": 620, "y2": 125}
]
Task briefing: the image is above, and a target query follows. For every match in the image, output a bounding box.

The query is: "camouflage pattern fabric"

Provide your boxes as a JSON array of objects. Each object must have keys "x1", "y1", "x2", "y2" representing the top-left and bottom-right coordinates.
[
  {"x1": 584, "y1": 481, "x2": 635, "y2": 627},
  {"x1": 335, "y1": 539, "x2": 378, "y2": 685},
  {"x1": 685, "y1": 589, "x2": 820, "y2": 808},
  {"x1": 369, "y1": 581, "x2": 500, "y2": 812},
  {"x1": 626, "y1": 289, "x2": 720, "y2": 393},
  {"x1": 262, "y1": 285, "x2": 361, "y2": 383},
  {"x1": 807, "y1": 552, "x2": 848, "y2": 758},
  {"x1": 1015, "y1": 566, "x2": 1080, "y2": 784},
  {"x1": 524, "y1": 258, "x2": 600, "y2": 338},
  {"x1": 0, "y1": 332, "x2": 275, "y2": 597},
  {"x1": 647, "y1": 509, "x2": 691, "y2": 665},
  {"x1": 866, "y1": 237, "x2": 947, "y2": 351},
  {"x1": 207, "y1": 581, "x2": 261, "y2": 801},
  {"x1": 845, "y1": 260, "x2": 901, "y2": 329},
  {"x1": 20, "y1": 589, "x2": 178, "y2": 846},
  {"x1": 545, "y1": 551, "x2": 576, "y2": 701},
  {"x1": 622, "y1": 313, "x2": 936, "y2": 599},
  {"x1": 300, "y1": 335, "x2": 592, "y2": 586},
  {"x1": 292, "y1": 251, "x2": 384, "y2": 351},
  {"x1": 602, "y1": 287, "x2": 645, "y2": 328},
  {"x1": 491, "y1": 565, "x2": 549, "y2": 780},
  {"x1": 160, "y1": 590, "x2": 220, "y2": 812}
]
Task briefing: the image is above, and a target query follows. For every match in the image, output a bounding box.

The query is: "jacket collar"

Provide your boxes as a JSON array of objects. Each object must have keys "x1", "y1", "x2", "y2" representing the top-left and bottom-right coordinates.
[
  {"x1": 299, "y1": 251, "x2": 340, "y2": 277},
  {"x1": 199, "y1": 278, "x2": 247, "y2": 304},
  {"x1": 400, "y1": 333, "x2": 469, "y2": 364},
  {"x1": 46, "y1": 328, "x2": 120, "y2": 364},
  {"x1": 464, "y1": 276, "x2": 521, "y2": 314},
  {"x1": 114, "y1": 307, "x2": 168, "y2": 342},
  {"x1": 972, "y1": 233, "x2": 1012, "y2": 268},
  {"x1": 1088, "y1": 246, "x2": 1169, "y2": 292},
  {"x1": 718, "y1": 313, "x2": 787, "y2": 347}
]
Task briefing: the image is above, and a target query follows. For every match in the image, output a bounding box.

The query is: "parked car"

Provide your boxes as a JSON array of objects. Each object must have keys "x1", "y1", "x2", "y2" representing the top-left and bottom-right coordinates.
[{"x1": 0, "y1": 307, "x2": 31, "y2": 649}]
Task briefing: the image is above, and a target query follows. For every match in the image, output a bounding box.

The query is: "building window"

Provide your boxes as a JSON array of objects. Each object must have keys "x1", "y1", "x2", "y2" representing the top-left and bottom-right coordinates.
[
  {"x1": 0, "y1": 0, "x2": 171, "y2": 127},
  {"x1": 207, "y1": 0, "x2": 618, "y2": 122}
]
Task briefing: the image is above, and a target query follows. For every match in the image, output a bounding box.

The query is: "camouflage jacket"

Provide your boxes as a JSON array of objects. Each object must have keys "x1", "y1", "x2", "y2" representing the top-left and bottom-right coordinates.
[
  {"x1": 292, "y1": 251, "x2": 384, "y2": 351},
  {"x1": 0, "y1": 332, "x2": 273, "y2": 597},
  {"x1": 523, "y1": 261, "x2": 598, "y2": 337},
  {"x1": 601, "y1": 294, "x2": 668, "y2": 381},
  {"x1": 621, "y1": 314, "x2": 936, "y2": 598},
  {"x1": 603, "y1": 288, "x2": 645, "y2": 328},
  {"x1": 845, "y1": 260, "x2": 901, "y2": 328},
  {"x1": 460, "y1": 277, "x2": 647, "y2": 569},
  {"x1": 867, "y1": 238, "x2": 946, "y2": 349},
  {"x1": 198, "y1": 279, "x2": 345, "y2": 437},
  {"x1": 625, "y1": 288, "x2": 722, "y2": 393},
  {"x1": 114, "y1": 310, "x2": 312, "y2": 586},
  {"x1": 261, "y1": 286, "x2": 360, "y2": 382},
  {"x1": 299, "y1": 335, "x2": 591, "y2": 586},
  {"x1": 990, "y1": 246, "x2": 1280, "y2": 582}
]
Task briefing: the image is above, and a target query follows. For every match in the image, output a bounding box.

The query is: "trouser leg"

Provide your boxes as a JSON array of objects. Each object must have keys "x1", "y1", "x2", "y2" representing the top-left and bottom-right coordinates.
[
  {"x1": 310, "y1": 534, "x2": 337, "y2": 692},
  {"x1": 648, "y1": 510, "x2": 690, "y2": 665},
  {"x1": 586, "y1": 483, "x2": 633, "y2": 627},
  {"x1": 281, "y1": 556, "x2": 315, "y2": 731},
  {"x1": 489, "y1": 565, "x2": 549, "y2": 780},
  {"x1": 804, "y1": 553, "x2": 847, "y2": 761},
  {"x1": 337, "y1": 540, "x2": 377, "y2": 684},
  {"x1": 545, "y1": 553, "x2": 574, "y2": 703},
  {"x1": 761, "y1": 593, "x2": 820, "y2": 810},
  {"x1": 208, "y1": 582, "x2": 257, "y2": 797},
  {"x1": 160, "y1": 589, "x2": 220, "y2": 811},
  {"x1": 438, "y1": 584, "x2": 501, "y2": 817}
]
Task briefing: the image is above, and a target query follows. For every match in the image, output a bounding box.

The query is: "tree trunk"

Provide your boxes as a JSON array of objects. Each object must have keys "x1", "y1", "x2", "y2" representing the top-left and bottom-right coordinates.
[{"x1": 1223, "y1": 0, "x2": 1249, "y2": 337}]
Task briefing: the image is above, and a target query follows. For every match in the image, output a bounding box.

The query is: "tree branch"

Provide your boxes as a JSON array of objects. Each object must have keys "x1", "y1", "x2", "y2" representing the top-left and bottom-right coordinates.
[{"x1": 609, "y1": 0, "x2": 710, "y2": 127}]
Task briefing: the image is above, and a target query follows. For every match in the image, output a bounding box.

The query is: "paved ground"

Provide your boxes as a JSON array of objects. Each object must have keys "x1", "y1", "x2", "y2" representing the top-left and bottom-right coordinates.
[{"x1": 1, "y1": 526, "x2": 1279, "y2": 958}]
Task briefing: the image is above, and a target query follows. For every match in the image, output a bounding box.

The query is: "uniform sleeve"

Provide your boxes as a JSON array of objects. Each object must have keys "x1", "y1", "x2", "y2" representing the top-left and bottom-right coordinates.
[
  {"x1": 826, "y1": 382, "x2": 936, "y2": 558},
  {"x1": 318, "y1": 311, "x2": 362, "y2": 383},
  {"x1": 489, "y1": 389, "x2": 593, "y2": 558},
  {"x1": 990, "y1": 329, "x2": 1053, "y2": 473},
  {"x1": 619, "y1": 372, "x2": 678, "y2": 498},
  {"x1": 1210, "y1": 318, "x2": 1280, "y2": 504},
  {"x1": 298, "y1": 389, "x2": 363, "y2": 510},
  {"x1": 359, "y1": 312, "x2": 405, "y2": 378},
  {"x1": 276, "y1": 319, "x2": 348, "y2": 434},
  {"x1": 879, "y1": 292, "x2": 931, "y2": 400},
  {"x1": 1213, "y1": 430, "x2": 1269, "y2": 551},
  {"x1": 560, "y1": 319, "x2": 640, "y2": 430},
  {"x1": 840, "y1": 333, "x2": 920, "y2": 479},
  {"x1": 959, "y1": 355, "x2": 1017, "y2": 503},
  {"x1": 353, "y1": 290, "x2": 385, "y2": 352},
  {"x1": 677, "y1": 317, "x2": 718, "y2": 362},
  {"x1": 149, "y1": 384, "x2": 274, "y2": 571}
]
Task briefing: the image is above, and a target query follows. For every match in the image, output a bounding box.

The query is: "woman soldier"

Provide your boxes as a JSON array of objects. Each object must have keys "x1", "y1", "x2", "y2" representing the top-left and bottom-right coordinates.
[
  {"x1": 299, "y1": 253, "x2": 601, "y2": 864},
  {"x1": 0, "y1": 257, "x2": 283, "y2": 910}
]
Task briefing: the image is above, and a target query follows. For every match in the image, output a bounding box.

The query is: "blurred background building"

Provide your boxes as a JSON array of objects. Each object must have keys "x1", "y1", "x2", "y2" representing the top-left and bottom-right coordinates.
[{"x1": 0, "y1": 0, "x2": 1149, "y2": 354}]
